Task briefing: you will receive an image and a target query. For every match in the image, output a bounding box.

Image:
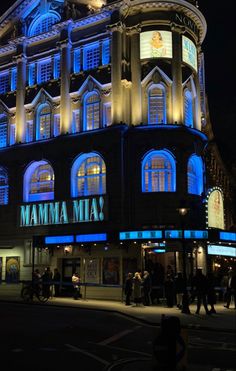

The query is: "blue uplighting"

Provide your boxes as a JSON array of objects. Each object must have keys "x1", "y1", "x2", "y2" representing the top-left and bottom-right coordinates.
[
  {"x1": 45, "y1": 235, "x2": 74, "y2": 244},
  {"x1": 220, "y1": 232, "x2": 236, "y2": 242},
  {"x1": 75, "y1": 233, "x2": 107, "y2": 242}
]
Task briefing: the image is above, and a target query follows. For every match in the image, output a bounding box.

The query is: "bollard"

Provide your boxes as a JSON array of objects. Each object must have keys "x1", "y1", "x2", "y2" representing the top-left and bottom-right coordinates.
[{"x1": 152, "y1": 315, "x2": 188, "y2": 371}]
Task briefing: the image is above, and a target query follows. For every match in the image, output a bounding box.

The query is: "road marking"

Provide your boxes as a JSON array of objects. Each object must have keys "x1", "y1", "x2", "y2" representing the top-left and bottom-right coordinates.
[
  {"x1": 91, "y1": 341, "x2": 151, "y2": 357},
  {"x1": 98, "y1": 326, "x2": 141, "y2": 346},
  {"x1": 65, "y1": 343, "x2": 109, "y2": 366}
]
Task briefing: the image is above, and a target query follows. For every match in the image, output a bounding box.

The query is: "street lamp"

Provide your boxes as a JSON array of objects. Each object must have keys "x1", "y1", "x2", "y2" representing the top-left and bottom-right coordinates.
[{"x1": 177, "y1": 207, "x2": 191, "y2": 314}]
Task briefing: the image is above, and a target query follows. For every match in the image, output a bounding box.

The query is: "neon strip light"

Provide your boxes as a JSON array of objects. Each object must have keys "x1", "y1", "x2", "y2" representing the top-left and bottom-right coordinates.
[
  {"x1": 220, "y1": 232, "x2": 236, "y2": 242},
  {"x1": 75, "y1": 233, "x2": 107, "y2": 242},
  {"x1": 45, "y1": 235, "x2": 74, "y2": 244},
  {"x1": 184, "y1": 230, "x2": 208, "y2": 239},
  {"x1": 119, "y1": 231, "x2": 162, "y2": 240}
]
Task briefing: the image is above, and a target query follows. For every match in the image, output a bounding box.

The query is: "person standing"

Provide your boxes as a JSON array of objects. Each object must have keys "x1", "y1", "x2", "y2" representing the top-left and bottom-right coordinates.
[
  {"x1": 133, "y1": 272, "x2": 142, "y2": 306},
  {"x1": 207, "y1": 272, "x2": 217, "y2": 314},
  {"x1": 194, "y1": 269, "x2": 210, "y2": 315},
  {"x1": 53, "y1": 268, "x2": 61, "y2": 297},
  {"x1": 41, "y1": 267, "x2": 53, "y2": 298},
  {"x1": 72, "y1": 272, "x2": 80, "y2": 300},
  {"x1": 164, "y1": 274, "x2": 175, "y2": 308},
  {"x1": 174, "y1": 272, "x2": 184, "y2": 309},
  {"x1": 124, "y1": 272, "x2": 133, "y2": 306},
  {"x1": 224, "y1": 270, "x2": 236, "y2": 309},
  {"x1": 143, "y1": 270, "x2": 152, "y2": 306}
]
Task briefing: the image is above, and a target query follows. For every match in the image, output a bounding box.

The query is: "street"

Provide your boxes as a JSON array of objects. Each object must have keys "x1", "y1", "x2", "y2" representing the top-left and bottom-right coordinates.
[{"x1": 0, "y1": 302, "x2": 235, "y2": 370}]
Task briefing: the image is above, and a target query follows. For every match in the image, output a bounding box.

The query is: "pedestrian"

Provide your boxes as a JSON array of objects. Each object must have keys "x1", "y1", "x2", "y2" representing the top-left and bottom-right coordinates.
[
  {"x1": 32, "y1": 268, "x2": 41, "y2": 294},
  {"x1": 41, "y1": 267, "x2": 53, "y2": 298},
  {"x1": 207, "y1": 272, "x2": 217, "y2": 314},
  {"x1": 72, "y1": 272, "x2": 80, "y2": 300},
  {"x1": 174, "y1": 272, "x2": 184, "y2": 309},
  {"x1": 224, "y1": 270, "x2": 236, "y2": 309},
  {"x1": 133, "y1": 272, "x2": 142, "y2": 306},
  {"x1": 164, "y1": 274, "x2": 175, "y2": 307},
  {"x1": 143, "y1": 270, "x2": 152, "y2": 306},
  {"x1": 53, "y1": 268, "x2": 61, "y2": 297},
  {"x1": 193, "y1": 269, "x2": 210, "y2": 315},
  {"x1": 124, "y1": 272, "x2": 133, "y2": 305}
]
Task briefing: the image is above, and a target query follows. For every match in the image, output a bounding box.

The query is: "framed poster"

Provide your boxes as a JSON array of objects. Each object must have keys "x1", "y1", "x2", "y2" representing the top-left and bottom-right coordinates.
[
  {"x1": 0, "y1": 257, "x2": 2, "y2": 282},
  {"x1": 85, "y1": 258, "x2": 100, "y2": 284},
  {"x1": 182, "y1": 36, "x2": 197, "y2": 71},
  {"x1": 102, "y1": 257, "x2": 120, "y2": 285},
  {"x1": 140, "y1": 31, "x2": 172, "y2": 59},
  {"x1": 5, "y1": 256, "x2": 20, "y2": 283}
]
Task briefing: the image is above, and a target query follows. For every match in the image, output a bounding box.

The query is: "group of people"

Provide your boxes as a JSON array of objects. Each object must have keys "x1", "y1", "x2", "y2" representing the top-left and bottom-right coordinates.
[
  {"x1": 32, "y1": 267, "x2": 61, "y2": 298},
  {"x1": 124, "y1": 267, "x2": 236, "y2": 314}
]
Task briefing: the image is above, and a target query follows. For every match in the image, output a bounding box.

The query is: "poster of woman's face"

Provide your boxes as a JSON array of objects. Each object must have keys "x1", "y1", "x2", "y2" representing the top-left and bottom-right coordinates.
[
  {"x1": 140, "y1": 30, "x2": 173, "y2": 59},
  {"x1": 5, "y1": 257, "x2": 20, "y2": 283},
  {"x1": 102, "y1": 257, "x2": 120, "y2": 285}
]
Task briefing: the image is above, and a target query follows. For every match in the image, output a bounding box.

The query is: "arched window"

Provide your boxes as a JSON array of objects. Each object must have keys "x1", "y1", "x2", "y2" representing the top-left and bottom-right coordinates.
[
  {"x1": 0, "y1": 114, "x2": 8, "y2": 148},
  {"x1": 148, "y1": 84, "x2": 166, "y2": 124},
  {"x1": 23, "y1": 161, "x2": 54, "y2": 202},
  {"x1": 0, "y1": 167, "x2": 8, "y2": 205},
  {"x1": 71, "y1": 153, "x2": 106, "y2": 197},
  {"x1": 142, "y1": 150, "x2": 176, "y2": 192},
  {"x1": 184, "y1": 90, "x2": 193, "y2": 127},
  {"x1": 83, "y1": 92, "x2": 100, "y2": 131},
  {"x1": 29, "y1": 13, "x2": 60, "y2": 37},
  {"x1": 187, "y1": 155, "x2": 203, "y2": 195},
  {"x1": 36, "y1": 103, "x2": 51, "y2": 140}
]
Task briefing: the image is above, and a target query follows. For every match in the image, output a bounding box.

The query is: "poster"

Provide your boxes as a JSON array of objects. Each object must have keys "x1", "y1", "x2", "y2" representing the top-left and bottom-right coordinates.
[
  {"x1": 182, "y1": 36, "x2": 197, "y2": 71},
  {"x1": 5, "y1": 256, "x2": 20, "y2": 283},
  {"x1": 85, "y1": 258, "x2": 100, "y2": 284},
  {"x1": 140, "y1": 31, "x2": 172, "y2": 59},
  {"x1": 102, "y1": 257, "x2": 120, "y2": 285},
  {"x1": 0, "y1": 257, "x2": 2, "y2": 282},
  {"x1": 207, "y1": 189, "x2": 225, "y2": 230}
]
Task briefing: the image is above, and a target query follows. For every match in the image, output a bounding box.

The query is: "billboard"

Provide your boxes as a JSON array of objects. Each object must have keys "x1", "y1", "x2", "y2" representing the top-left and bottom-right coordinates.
[
  {"x1": 207, "y1": 189, "x2": 225, "y2": 230},
  {"x1": 140, "y1": 31, "x2": 172, "y2": 59},
  {"x1": 182, "y1": 36, "x2": 197, "y2": 71},
  {"x1": 208, "y1": 245, "x2": 236, "y2": 258}
]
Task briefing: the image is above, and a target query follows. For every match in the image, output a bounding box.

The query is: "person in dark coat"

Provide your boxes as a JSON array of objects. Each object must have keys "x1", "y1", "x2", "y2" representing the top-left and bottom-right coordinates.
[
  {"x1": 174, "y1": 272, "x2": 185, "y2": 309},
  {"x1": 164, "y1": 274, "x2": 174, "y2": 307},
  {"x1": 133, "y1": 272, "x2": 142, "y2": 306},
  {"x1": 193, "y1": 269, "x2": 210, "y2": 315},
  {"x1": 224, "y1": 270, "x2": 236, "y2": 309},
  {"x1": 53, "y1": 268, "x2": 61, "y2": 297},
  {"x1": 41, "y1": 267, "x2": 53, "y2": 298},
  {"x1": 207, "y1": 272, "x2": 217, "y2": 314},
  {"x1": 124, "y1": 272, "x2": 133, "y2": 305},
  {"x1": 143, "y1": 270, "x2": 152, "y2": 306}
]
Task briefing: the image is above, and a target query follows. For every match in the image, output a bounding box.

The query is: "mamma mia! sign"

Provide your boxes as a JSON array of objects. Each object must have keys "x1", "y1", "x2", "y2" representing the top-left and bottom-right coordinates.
[{"x1": 19, "y1": 196, "x2": 106, "y2": 227}]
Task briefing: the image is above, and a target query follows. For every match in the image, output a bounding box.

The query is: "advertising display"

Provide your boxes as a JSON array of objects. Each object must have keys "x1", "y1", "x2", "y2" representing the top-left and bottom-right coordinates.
[
  {"x1": 207, "y1": 189, "x2": 225, "y2": 230},
  {"x1": 140, "y1": 31, "x2": 172, "y2": 59},
  {"x1": 182, "y1": 36, "x2": 197, "y2": 71},
  {"x1": 85, "y1": 258, "x2": 100, "y2": 284},
  {"x1": 208, "y1": 245, "x2": 236, "y2": 258}
]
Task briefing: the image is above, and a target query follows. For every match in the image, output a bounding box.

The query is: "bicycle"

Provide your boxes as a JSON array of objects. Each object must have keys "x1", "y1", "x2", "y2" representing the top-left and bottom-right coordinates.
[{"x1": 21, "y1": 282, "x2": 50, "y2": 303}]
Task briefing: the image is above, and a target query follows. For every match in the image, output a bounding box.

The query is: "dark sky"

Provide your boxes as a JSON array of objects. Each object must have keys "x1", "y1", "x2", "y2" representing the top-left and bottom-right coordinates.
[{"x1": 0, "y1": 0, "x2": 235, "y2": 173}]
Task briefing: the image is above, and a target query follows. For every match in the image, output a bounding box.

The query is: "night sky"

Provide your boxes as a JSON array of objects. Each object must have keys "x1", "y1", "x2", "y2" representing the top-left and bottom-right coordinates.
[{"x1": 0, "y1": 0, "x2": 235, "y2": 175}]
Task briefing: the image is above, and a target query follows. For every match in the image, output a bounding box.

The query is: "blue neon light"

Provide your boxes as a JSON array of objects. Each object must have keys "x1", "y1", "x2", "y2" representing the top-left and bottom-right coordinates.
[
  {"x1": 119, "y1": 231, "x2": 162, "y2": 240},
  {"x1": 75, "y1": 233, "x2": 107, "y2": 242},
  {"x1": 184, "y1": 230, "x2": 208, "y2": 239},
  {"x1": 153, "y1": 249, "x2": 166, "y2": 253},
  {"x1": 220, "y1": 232, "x2": 236, "y2": 242},
  {"x1": 165, "y1": 230, "x2": 182, "y2": 239},
  {"x1": 45, "y1": 235, "x2": 74, "y2": 244}
]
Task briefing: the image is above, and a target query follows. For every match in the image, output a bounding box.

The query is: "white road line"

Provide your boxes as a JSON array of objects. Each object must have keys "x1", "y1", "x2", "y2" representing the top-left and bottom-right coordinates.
[
  {"x1": 90, "y1": 341, "x2": 151, "y2": 357},
  {"x1": 65, "y1": 343, "x2": 109, "y2": 366},
  {"x1": 98, "y1": 326, "x2": 141, "y2": 346}
]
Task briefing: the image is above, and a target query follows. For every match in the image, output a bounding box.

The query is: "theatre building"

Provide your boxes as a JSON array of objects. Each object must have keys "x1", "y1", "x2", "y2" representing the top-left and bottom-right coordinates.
[{"x1": 0, "y1": 0, "x2": 235, "y2": 299}]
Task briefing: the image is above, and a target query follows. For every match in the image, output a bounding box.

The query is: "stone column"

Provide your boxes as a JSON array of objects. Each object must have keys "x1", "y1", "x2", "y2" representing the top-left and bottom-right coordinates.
[
  {"x1": 129, "y1": 26, "x2": 142, "y2": 126},
  {"x1": 171, "y1": 26, "x2": 184, "y2": 124},
  {"x1": 110, "y1": 22, "x2": 123, "y2": 124},
  {"x1": 59, "y1": 23, "x2": 72, "y2": 134},
  {"x1": 15, "y1": 43, "x2": 27, "y2": 143}
]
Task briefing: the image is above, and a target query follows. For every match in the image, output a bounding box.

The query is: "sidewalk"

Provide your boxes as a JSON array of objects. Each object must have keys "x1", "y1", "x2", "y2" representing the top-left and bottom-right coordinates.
[{"x1": 1, "y1": 284, "x2": 235, "y2": 332}]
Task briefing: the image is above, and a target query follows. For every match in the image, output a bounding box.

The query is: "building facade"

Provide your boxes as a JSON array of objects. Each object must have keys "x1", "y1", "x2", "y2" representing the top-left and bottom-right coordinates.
[{"x1": 0, "y1": 0, "x2": 235, "y2": 299}]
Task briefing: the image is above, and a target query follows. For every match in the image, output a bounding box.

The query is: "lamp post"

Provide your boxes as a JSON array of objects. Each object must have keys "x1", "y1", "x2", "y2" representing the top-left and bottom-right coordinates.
[{"x1": 177, "y1": 207, "x2": 191, "y2": 314}]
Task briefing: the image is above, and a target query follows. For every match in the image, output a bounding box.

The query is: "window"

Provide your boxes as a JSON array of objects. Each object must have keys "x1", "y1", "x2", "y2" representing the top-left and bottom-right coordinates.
[
  {"x1": 53, "y1": 54, "x2": 60, "y2": 79},
  {"x1": 28, "y1": 63, "x2": 36, "y2": 86},
  {"x1": 184, "y1": 90, "x2": 193, "y2": 127},
  {"x1": 187, "y1": 154, "x2": 203, "y2": 195},
  {"x1": 23, "y1": 161, "x2": 54, "y2": 202},
  {"x1": 9, "y1": 124, "x2": 16, "y2": 145},
  {"x1": 11, "y1": 68, "x2": 17, "y2": 91},
  {"x1": 83, "y1": 42, "x2": 100, "y2": 70},
  {"x1": 72, "y1": 110, "x2": 80, "y2": 133},
  {"x1": 53, "y1": 114, "x2": 60, "y2": 136},
  {"x1": 103, "y1": 103, "x2": 111, "y2": 127},
  {"x1": 142, "y1": 150, "x2": 176, "y2": 192},
  {"x1": 102, "y1": 39, "x2": 110, "y2": 65},
  {"x1": 29, "y1": 13, "x2": 60, "y2": 37},
  {"x1": 36, "y1": 104, "x2": 51, "y2": 140},
  {"x1": 26, "y1": 120, "x2": 34, "y2": 142},
  {"x1": 84, "y1": 92, "x2": 100, "y2": 131},
  {"x1": 0, "y1": 72, "x2": 9, "y2": 94},
  {"x1": 0, "y1": 114, "x2": 8, "y2": 148},
  {"x1": 71, "y1": 153, "x2": 106, "y2": 197},
  {"x1": 37, "y1": 59, "x2": 52, "y2": 83},
  {"x1": 74, "y1": 48, "x2": 81, "y2": 73},
  {"x1": 148, "y1": 84, "x2": 166, "y2": 124},
  {"x1": 0, "y1": 167, "x2": 8, "y2": 205}
]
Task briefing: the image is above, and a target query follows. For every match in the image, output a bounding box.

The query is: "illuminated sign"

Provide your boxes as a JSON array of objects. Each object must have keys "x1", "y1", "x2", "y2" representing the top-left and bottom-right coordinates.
[
  {"x1": 45, "y1": 235, "x2": 74, "y2": 244},
  {"x1": 140, "y1": 31, "x2": 172, "y2": 59},
  {"x1": 182, "y1": 36, "x2": 197, "y2": 71},
  {"x1": 165, "y1": 230, "x2": 182, "y2": 239},
  {"x1": 207, "y1": 188, "x2": 225, "y2": 230},
  {"x1": 184, "y1": 230, "x2": 208, "y2": 239},
  {"x1": 76, "y1": 233, "x2": 107, "y2": 242},
  {"x1": 220, "y1": 232, "x2": 236, "y2": 242},
  {"x1": 208, "y1": 245, "x2": 236, "y2": 257},
  {"x1": 120, "y1": 231, "x2": 162, "y2": 240},
  {"x1": 173, "y1": 12, "x2": 199, "y2": 36},
  {"x1": 20, "y1": 196, "x2": 106, "y2": 227}
]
